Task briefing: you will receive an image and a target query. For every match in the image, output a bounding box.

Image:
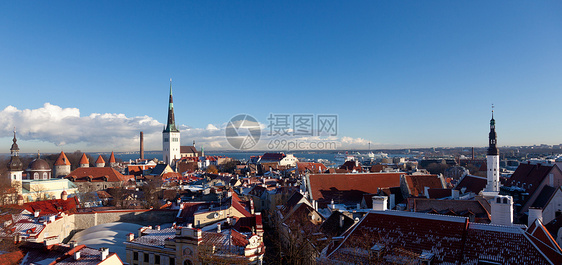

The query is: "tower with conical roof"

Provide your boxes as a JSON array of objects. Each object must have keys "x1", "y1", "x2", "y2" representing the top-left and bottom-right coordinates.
[
  {"x1": 79, "y1": 153, "x2": 90, "y2": 168},
  {"x1": 163, "y1": 79, "x2": 181, "y2": 166},
  {"x1": 483, "y1": 107, "x2": 501, "y2": 196},
  {"x1": 95, "y1": 155, "x2": 106, "y2": 167},
  {"x1": 108, "y1": 151, "x2": 117, "y2": 168},
  {"x1": 7, "y1": 129, "x2": 23, "y2": 189},
  {"x1": 54, "y1": 151, "x2": 71, "y2": 178}
]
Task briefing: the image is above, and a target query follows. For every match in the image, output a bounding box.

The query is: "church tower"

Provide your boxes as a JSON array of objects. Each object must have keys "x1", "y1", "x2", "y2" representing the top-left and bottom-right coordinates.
[
  {"x1": 163, "y1": 79, "x2": 181, "y2": 166},
  {"x1": 7, "y1": 129, "x2": 23, "y2": 190},
  {"x1": 483, "y1": 108, "x2": 500, "y2": 196}
]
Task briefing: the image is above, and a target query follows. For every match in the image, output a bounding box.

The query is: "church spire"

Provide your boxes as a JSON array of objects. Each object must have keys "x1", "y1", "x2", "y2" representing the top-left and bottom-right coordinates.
[
  {"x1": 487, "y1": 106, "x2": 499, "y2": 156},
  {"x1": 164, "y1": 78, "x2": 179, "y2": 133},
  {"x1": 10, "y1": 127, "x2": 19, "y2": 154}
]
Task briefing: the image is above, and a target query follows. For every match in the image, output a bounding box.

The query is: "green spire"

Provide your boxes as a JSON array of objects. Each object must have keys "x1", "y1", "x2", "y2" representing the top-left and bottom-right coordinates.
[{"x1": 164, "y1": 78, "x2": 179, "y2": 133}]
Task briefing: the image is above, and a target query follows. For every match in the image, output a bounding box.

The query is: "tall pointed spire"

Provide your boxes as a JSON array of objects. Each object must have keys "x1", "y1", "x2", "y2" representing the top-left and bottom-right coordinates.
[
  {"x1": 488, "y1": 105, "x2": 498, "y2": 155},
  {"x1": 164, "y1": 78, "x2": 179, "y2": 133}
]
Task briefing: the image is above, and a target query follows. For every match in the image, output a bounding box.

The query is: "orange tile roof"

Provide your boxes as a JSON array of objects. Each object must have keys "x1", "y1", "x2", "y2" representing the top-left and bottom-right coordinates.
[
  {"x1": 95, "y1": 155, "x2": 105, "y2": 164},
  {"x1": 308, "y1": 173, "x2": 402, "y2": 201},
  {"x1": 109, "y1": 151, "x2": 116, "y2": 163},
  {"x1": 54, "y1": 151, "x2": 71, "y2": 166},
  {"x1": 79, "y1": 153, "x2": 89, "y2": 165}
]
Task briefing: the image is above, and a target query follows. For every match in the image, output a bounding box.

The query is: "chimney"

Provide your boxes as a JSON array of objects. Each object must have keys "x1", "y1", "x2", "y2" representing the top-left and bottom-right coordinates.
[
  {"x1": 372, "y1": 196, "x2": 388, "y2": 211},
  {"x1": 250, "y1": 199, "x2": 255, "y2": 214},
  {"x1": 452, "y1": 189, "x2": 460, "y2": 200},
  {"x1": 100, "y1": 247, "x2": 109, "y2": 261},
  {"x1": 472, "y1": 147, "x2": 474, "y2": 160},
  {"x1": 389, "y1": 194, "x2": 395, "y2": 210},
  {"x1": 34, "y1": 211, "x2": 40, "y2": 218},
  {"x1": 74, "y1": 251, "x2": 81, "y2": 261},
  {"x1": 424, "y1": 187, "x2": 430, "y2": 198},
  {"x1": 156, "y1": 225, "x2": 161, "y2": 231},
  {"x1": 528, "y1": 208, "x2": 543, "y2": 227},
  {"x1": 127, "y1": 233, "x2": 134, "y2": 242},
  {"x1": 491, "y1": 195, "x2": 513, "y2": 226},
  {"x1": 339, "y1": 215, "x2": 345, "y2": 228},
  {"x1": 217, "y1": 223, "x2": 221, "y2": 233},
  {"x1": 140, "y1": 131, "x2": 144, "y2": 160}
]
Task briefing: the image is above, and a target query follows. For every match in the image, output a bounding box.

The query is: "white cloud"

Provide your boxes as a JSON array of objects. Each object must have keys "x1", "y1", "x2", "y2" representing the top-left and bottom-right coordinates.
[{"x1": 0, "y1": 103, "x2": 382, "y2": 152}]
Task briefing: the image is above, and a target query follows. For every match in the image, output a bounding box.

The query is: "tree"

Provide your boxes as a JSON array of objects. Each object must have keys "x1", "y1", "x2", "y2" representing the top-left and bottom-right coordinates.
[
  {"x1": 219, "y1": 160, "x2": 240, "y2": 173},
  {"x1": 141, "y1": 177, "x2": 164, "y2": 209},
  {"x1": 424, "y1": 162, "x2": 451, "y2": 175},
  {"x1": 29, "y1": 184, "x2": 49, "y2": 201},
  {"x1": 206, "y1": 165, "x2": 218, "y2": 174}
]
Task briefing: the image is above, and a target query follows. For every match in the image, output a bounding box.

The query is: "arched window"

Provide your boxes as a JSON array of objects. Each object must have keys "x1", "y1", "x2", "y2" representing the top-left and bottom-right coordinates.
[
  {"x1": 503, "y1": 198, "x2": 508, "y2": 204},
  {"x1": 43, "y1": 173, "x2": 47, "y2": 180},
  {"x1": 496, "y1": 198, "x2": 501, "y2": 203},
  {"x1": 34, "y1": 173, "x2": 39, "y2": 180}
]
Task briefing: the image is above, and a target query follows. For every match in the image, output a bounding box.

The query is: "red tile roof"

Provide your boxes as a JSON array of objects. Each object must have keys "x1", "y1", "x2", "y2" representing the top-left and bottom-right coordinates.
[
  {"x1": 327, "y1": 211, "x2": 468, "y2": 264},
  {"x1": 231, "y1": 191, "x2": 252, "y2": 218},
  {"x1": 66, "y1": 167, "x2": 133, "y2": 182},
  {"x1": 404, "y1": 174, "x2": 443, "y2": 196},
  {"x1": 296, "y1": 162, "x2": 327, "y2": 174},
  {"x1": 326, "y1": 211, "x2": 562, "y2": 264},
  {"x1": 307, "y1": 173, "x2": 402, "y2": 201},
  {"x1": 454, "y1": 174, "x2": 487, "y2": 193},
  {"x1": 23, "y1": 197, "x2": 80, "y2": 217},
  {"x1": 462, "y1": 223, "x2": 558, "y2": 264},
  {"x1": 339, "y1": 161, "x2": 363, "y2": 172},
  {"x1": 427, "y1": 188, "x2": 452, "y2": 199},
  {"x1": 0, "y1": 250, "x2": 23, "y2": 265},
  {"x1": 54, "y1": 151, "x2": 71, "y2": 166},
  {"x1": 259, "y1": 152, "x2": 285, "y2": 162},
  {"x1": 504, "y1": 163, "x2": 556, "y2": 208},
  {"x1": 408, "y1": 198, "x2": 491, "y2": 223},
  {"x1": 527, "y1": 219, "x2": 562, "y2": 264},
  {"x1": 79, "y1": 153, "x2": 89, "y2": 165}
]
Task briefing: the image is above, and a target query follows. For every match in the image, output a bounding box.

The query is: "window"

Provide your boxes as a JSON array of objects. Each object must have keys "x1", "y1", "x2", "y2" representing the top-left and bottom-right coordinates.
[
  {"x1": 169, "y1": 257, "x2": 175, "y2": 265},
  {"x1": 164, "y1": 138, "x2": 169, "y2": 142},
  {"x1": 34, "y1": 173, "x2": 39, "y2": 180},
  {"x1": 133, "y1": 251, "x2": 138, "y2": 261},
  {"x1": 155, "y1": 255, "x2": 160, "y2": 264},
  {"x1": 144, "y1": 253, "x2": 149, "y2": 262}
]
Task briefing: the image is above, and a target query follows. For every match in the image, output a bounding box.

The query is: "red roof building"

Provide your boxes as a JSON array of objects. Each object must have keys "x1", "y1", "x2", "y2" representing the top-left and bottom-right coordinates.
[
  {"x1": 321, "y1": 210, "x2": 562, "y2": 264},
  {"x1": 305, "y1": 172, "x2": 403, "y2": 205}
]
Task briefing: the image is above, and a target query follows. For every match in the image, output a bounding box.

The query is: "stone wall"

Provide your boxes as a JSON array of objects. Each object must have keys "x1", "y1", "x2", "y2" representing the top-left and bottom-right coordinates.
[{"x1": 73, "y1": 209, "x2": 178, "y2": 230}]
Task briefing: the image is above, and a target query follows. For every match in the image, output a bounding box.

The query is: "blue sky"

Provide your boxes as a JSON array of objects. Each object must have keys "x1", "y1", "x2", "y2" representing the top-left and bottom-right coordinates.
[{"x1": 1, "y1": 1, "x2": 561, "y2": 152}]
